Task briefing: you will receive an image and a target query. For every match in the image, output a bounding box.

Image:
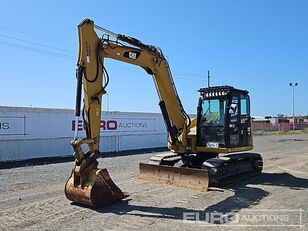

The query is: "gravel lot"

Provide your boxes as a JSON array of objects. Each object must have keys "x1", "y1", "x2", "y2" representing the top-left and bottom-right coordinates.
[{"x1": 0, "y1": 134, "x2": 307, "y2": 231}]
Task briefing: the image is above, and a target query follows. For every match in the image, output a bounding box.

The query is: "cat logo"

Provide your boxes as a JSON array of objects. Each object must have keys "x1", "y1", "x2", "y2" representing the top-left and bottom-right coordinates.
[
  {"x1": 123, "y1": 51, "x2": 141, "y2": 60},
  {"x1": 129, "y1": 52, "x2": 137, "y2": 59}
]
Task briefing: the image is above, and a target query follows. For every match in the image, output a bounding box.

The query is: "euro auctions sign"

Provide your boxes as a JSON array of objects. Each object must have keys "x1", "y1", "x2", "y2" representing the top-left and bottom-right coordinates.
[
  {"x1": 72, "y1": 118, "x2": 156, "y2": 134},
  {"x1": 0, "y1": 107, "x2": 165, "y2": 140},
  {"x1": 0, "y1": 107, "x2": 167, "y2": 161}
]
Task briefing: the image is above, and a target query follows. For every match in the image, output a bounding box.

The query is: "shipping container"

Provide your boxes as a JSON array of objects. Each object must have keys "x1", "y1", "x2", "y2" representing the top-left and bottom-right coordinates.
[{"x1": 0, "y1": 106, "x2": 167, "y2": 161}]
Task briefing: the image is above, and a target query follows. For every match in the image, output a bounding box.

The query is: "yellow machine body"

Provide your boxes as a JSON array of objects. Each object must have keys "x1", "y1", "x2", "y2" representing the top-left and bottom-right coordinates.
[{"x1": 65, "y1": 19, "x2": 261, "y2": 208}]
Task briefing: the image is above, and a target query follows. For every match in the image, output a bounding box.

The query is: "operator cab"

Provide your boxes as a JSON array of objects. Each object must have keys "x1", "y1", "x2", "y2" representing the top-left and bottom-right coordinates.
[{"x1": 197, "y1": 86, "x2": 252, "y2": 149}]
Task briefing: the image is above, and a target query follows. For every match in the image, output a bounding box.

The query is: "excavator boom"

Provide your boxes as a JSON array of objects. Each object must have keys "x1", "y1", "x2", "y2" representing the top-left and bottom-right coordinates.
[{"x1": 65, "y1": 19, "x2": 209, "y2": 208}]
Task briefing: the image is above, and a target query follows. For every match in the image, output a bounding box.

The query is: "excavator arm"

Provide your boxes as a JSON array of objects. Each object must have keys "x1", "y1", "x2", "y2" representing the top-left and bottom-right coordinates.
[
  {"x1": 65, "y1": 19, "x2": 208, "y2": 208},
  {"x1": 76, "y1": 19, "x2": 191, "y2": 153}
]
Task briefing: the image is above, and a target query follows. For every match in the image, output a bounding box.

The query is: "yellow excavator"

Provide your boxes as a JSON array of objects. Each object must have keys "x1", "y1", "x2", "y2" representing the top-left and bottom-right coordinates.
[{"x1": 65, "y1": 19, "x2": 263, "y2": 208}]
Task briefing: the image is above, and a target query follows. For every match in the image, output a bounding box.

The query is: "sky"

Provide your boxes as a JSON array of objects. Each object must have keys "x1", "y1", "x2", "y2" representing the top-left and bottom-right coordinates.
[{"x1": 0, "y1": 0, "x2": 307, "y2": 117}]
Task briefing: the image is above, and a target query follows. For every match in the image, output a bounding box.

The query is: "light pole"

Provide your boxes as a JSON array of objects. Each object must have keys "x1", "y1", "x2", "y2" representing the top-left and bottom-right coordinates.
[{"x1": 289, "y1": 82, "x2": 298, "y2": 133}]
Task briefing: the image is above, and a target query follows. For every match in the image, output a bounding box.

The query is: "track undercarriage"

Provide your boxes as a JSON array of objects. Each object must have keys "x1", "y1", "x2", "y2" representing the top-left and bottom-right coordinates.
[{"x1": 139, "y1": 152, "x2": 263, "y2": 189}]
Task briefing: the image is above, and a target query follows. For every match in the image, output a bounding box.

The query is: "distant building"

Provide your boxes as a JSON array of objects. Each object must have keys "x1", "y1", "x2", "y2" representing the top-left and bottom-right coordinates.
[
  {"x1": 285, "y1": 116, "x2": 308, "y2": 124},
  {"x1": 251, "y1": 115, "x2": 308, "y2": 132},
  {"x1": 251, "y1": 116, "x2": 272, "y2": 130},
  {"x1": 251, "y1": 115, "x2": 270, "y2": 123}
]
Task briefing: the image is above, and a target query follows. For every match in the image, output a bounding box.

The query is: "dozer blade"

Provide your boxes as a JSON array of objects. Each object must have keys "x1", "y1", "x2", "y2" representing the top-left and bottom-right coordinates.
[
  {"x1": 139, "y1": 163, "x2": 209, "y2": 192},
  {"x1": 65, "y1": 168, "x2": 125, "y2": 208}
]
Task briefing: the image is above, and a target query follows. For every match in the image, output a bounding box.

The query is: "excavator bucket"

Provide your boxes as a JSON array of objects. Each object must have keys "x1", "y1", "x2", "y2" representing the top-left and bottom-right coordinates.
[
  {"x1": 65, "y1": 168, "x2": 125, "y2": 208},
  {"x1": 138, "y1": 163, "x2": 209, "y2": 192}
]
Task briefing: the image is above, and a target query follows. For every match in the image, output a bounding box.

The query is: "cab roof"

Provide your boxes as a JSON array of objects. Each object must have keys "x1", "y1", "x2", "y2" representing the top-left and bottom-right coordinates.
[{"x1": 198, "y1": 85, "x2": 249, "y2": 97}]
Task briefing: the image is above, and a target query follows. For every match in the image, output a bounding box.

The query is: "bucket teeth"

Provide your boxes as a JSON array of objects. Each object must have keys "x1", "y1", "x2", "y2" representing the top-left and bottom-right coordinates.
[
  {"x1": 138, "y1": 163, "x2": 209, "y2": 192},
  {"x1": 65, "y1": 168, "x2": 125, "y2": 208}
]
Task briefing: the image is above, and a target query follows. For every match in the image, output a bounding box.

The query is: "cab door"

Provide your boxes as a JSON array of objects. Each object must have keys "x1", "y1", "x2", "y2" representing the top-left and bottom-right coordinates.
[
  {"x1": 227, "y1": 95, "x2": 240, "y2": 147},
  {"x1": 239, "y1": 93, "x2": 251, "y2": 147}
]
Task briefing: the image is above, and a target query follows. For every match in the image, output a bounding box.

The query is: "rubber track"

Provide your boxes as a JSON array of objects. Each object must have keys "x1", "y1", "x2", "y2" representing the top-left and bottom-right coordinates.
[{"x1": 203, "y1": 153, "x2": 263, "y2": 186}]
